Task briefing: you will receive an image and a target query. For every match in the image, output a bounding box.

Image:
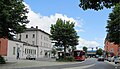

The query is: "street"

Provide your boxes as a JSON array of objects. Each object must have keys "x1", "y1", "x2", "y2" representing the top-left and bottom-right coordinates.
[{"x1": 12, "y1": 58, "x2": 119, "y2": 69}]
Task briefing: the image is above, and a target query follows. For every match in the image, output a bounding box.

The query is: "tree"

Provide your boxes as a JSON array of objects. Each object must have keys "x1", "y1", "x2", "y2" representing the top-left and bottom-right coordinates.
[
  {"x1": 83, "y1": 46, "x2": 88, "y2": 53},
  {"x1": 50, "y1": 18, "x2": 79, "y2": 59},
  {"x1": 79, "y1": 0, "x2": 120, "y2": 10},
  {"x1": 83, "y1": 46, "x2": 87, "y2": 57},
  {"x1": 51, "y1": 48, "x2": 57, "y2": 57},
  {"x1": 106, "y1": 3, "x2": 120, "y2": 45},
  {"x1": 0, "y1": 0, "x2": 29, "y2": 39},
  {"x1": 96, "y1": 48, "x2": 103, "y2": 56}
]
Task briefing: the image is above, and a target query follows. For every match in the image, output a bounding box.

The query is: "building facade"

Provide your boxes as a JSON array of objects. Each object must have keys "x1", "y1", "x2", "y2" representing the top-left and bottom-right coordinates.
[
  {"x1": 0, "y1": 38, "x2": 38, "y2": 62},
  {"x1": 16, "y1": 26, "x2": 52, "y2": 58},
  {"x1": 104, "y1": 40, "x2": 120, "y2": 57}
]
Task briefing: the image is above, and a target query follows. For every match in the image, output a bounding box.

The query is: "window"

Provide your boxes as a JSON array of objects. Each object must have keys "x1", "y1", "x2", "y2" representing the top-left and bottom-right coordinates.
[
  {"x1": 35, "y1": 50, "x2": 36, "y2": 54},
  {"x1": 19, "y1": 35, "x2": 21, "y2": 40},
  {"x1": 41, "y1": 42, "x2": 42, "y2": 46},
  {"x1": 27, "y1": 49, "x2": 29, "y2": 54},
  {"x1": 44, "y1": 37, "x2": 46, "y2": 40},
  {"x1": 26, "y1": 34, "x2": 28, "y2": 38},
  {"x1": 110, "y1": 48, "x2": 114, "y2": 52},
  {"x1": 41, "y1": 35, "x2": 42, "y2": 39},
  {"x1": 33, "y1": 34, "x2": 35, "y2": 38},
  {"x1": 119, "y1": 48, "x2": 120, "y2": 52},
  {"x1": 32, "y1": 41, "x2": 35, "y2": 45},
  {"x1": 25, "y1": 48, "x2": 27, "y2": 54},
  {"x1": 0, "y1": 41, "x2": 1, "y2": 50},
  {"x1": 44, "y1": 43, "x2": 45, "y2": 47},
  {"x1": 13, "y1": 47, "x2": 16, "y2": 55}
]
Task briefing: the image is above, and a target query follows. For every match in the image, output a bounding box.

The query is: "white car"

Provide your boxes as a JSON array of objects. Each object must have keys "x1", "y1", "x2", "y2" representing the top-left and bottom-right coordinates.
[
  {"x1": 114, "y1": 57, "x2": 120, "y2": 64},
  {"x1": 26, "y1": 55, "x2": 36, "y2": 60}
]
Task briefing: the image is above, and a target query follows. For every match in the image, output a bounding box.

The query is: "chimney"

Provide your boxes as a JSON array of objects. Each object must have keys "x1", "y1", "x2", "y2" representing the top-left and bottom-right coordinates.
[
  {"x1": 31, "y1": 26, "x2": 34, "y2": 28},
  {"x1": 36, "y1": 26, "x2": 38, "y2": 29}
]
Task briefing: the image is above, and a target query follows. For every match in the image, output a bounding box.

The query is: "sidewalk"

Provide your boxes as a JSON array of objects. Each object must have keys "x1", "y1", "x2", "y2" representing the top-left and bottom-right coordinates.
[
  {"x1": 105, "y1": 60, "x2": 120, "y2": 67},
  {"x1": 0, "y1": 59, "x2": 83, "y2": 69}
]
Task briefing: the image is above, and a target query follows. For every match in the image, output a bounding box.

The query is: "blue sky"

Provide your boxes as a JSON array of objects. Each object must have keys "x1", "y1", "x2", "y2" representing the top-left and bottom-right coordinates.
[{"x1": 24, "y1": 0, "x2": 112, "y2": 50}]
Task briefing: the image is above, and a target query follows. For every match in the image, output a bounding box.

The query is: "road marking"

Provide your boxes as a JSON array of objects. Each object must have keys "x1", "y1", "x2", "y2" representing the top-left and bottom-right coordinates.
[
  {"x1": 115, "y1": 67, "x2": 117, "y2": 69},
  {"x1": 62, "y1": 64, "x2": 95, "y2": 69}
]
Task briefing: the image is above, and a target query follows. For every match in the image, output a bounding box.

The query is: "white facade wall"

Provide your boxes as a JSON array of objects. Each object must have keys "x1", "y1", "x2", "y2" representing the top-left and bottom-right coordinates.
[
  {"x1": 7, "y1": 40, "x2": 23, "y2": 62},
  {"x1": 6, "y1": 40, "x2": 38, "y2": 62},
  {"x1": 16, "y1": 27, "x2": 52, "y2": 58},
  {"x1": 22, "y1": 44, "x2": 38, "y2": 59},
  {"x1": 17, "y1": 31, "x2": 37, "y2": 45},
  {"x1": 37, "y1": 31, "x2": 52, "y2": 58}
]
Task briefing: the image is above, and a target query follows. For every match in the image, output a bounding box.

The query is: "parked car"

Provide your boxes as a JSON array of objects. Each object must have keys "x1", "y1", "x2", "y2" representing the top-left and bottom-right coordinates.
[
  {"x1": 111, "y1": 56, "x2": 117, "y2": 62},
  {"x1": 114, "y1": 57, "x2": 120, "y2": 64},
  {"x1": 107, "y1": 56, "x2": 116, "y2": 62},
  {"x1": 107, "y1": 57, "x2": 112, "y2": 62},
  {"x1": 26, "y1": 54, "x2": 36, "y2": 60},
  {"x1": 98, "y1": 56, "x2": 104, "y2": 61}
]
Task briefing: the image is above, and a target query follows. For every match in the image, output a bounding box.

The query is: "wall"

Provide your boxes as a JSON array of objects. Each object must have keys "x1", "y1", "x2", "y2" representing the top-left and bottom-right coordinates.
[
  {"x1": 22, "y1": 44, "x2": 38, "y2": 59},
  {"x1": 16, "y1": 28, "x2": 52, "y2": 58},
  {"x1": 6, "y1": 40, "x2": 23, "y2": 62},
  {"x1": 0, "y1": 38, "x2": 8, "y2": 56},
  {"x1": 104, "y1": 41, "x2": 119, "y2": 56}
]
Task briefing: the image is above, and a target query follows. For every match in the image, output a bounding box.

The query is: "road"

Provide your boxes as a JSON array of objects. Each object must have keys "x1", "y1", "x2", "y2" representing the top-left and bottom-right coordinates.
[{"x1": 14, "y1": 58, "x2": 120, "y2": 69}]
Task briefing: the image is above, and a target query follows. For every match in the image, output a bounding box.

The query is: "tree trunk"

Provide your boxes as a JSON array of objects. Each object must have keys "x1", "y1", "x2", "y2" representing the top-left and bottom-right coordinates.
[{"x1": 64, "y1": 45, "x2": 66, "y2": 60}]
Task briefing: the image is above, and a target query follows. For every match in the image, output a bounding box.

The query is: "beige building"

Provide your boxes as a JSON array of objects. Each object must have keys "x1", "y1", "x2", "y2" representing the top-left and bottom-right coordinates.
[{"x1": 16, "y1": 26, "x2": 52, "y2": 58}]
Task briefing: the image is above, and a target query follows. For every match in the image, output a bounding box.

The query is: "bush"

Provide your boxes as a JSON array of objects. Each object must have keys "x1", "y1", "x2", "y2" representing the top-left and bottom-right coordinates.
[
  {"x1": 66, "y1": 56, "x2": 75, "y2": 61},
  {"x1": 56, "y1": 56, "x2": 75, "y2": 62},
  {"x1": 0, "y1": 56, "x2": 6, "y2": 64}
]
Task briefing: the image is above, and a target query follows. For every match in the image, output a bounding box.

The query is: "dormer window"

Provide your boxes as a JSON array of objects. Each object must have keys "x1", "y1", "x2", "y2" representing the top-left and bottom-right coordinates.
[
  {"x1": 33, "y1": 34, "x2": 35, "y2": 38},
  {"x1": 26, "y1": 34, "x2": 28, "y2": 38}
]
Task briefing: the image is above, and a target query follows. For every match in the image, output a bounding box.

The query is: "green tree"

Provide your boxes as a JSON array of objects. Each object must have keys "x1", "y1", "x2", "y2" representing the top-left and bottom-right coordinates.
[
  {"x1": 51, "y1": 48, "x2": 57, "y2": 57},
  {"x1": 106, "y1": 3, "x2": 120, "y2": 45},
  {"x1": 83, "y1": 46, "x2": 88, "y2": 53},
  {"x1": 0, "y1": 0, "x2": 29, "y2": 39},
  {"x1": 50, "y1": 18, "x2": 79, "y2": 59},
  {"x1": 96, "y1": 48, "x2": 103, "y2": 56},
  {"x1": 79, "y1": 0, "x2": 120, "y2": 10}
]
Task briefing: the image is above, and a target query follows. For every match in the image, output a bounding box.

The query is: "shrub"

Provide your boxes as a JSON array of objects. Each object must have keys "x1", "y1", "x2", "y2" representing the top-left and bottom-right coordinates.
[
  {"x1": 56, "y1": 56, "x2": 75, "y2": 62},
  {"x1": 66, "y1": 56, "x2": 75, "y2": 61},
  {"x1": 0, "y1": 56, "x2": 6, "y2": 64}
]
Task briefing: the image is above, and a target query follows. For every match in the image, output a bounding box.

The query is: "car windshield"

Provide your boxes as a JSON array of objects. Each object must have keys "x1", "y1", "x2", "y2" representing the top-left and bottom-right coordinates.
[
  {"x1": 99, "y1": 56, "x2": 103, "y2": 58},
  {"x1": 116, "y1": 57, "x2": 120, "y2": 60}
]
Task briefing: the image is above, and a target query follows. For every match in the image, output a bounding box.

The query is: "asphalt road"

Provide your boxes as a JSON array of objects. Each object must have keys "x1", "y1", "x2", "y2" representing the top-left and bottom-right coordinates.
[{"x1": 14, "y1": 58, "x2": 120, "y2": 69}]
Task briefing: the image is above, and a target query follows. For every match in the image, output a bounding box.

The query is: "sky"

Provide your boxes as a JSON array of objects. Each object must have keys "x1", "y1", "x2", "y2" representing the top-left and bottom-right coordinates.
[{"x1": 24, "y1": 0, "x2": 112, "y2": 50}]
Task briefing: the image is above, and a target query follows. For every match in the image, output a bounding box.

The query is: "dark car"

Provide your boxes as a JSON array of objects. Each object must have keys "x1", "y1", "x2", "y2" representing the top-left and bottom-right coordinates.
[{"x1": 98, "y1": 56, "x2": 104, "y2": 61}]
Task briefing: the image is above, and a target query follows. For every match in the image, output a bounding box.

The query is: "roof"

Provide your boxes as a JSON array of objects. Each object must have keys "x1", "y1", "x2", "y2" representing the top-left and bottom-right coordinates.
[
  {"x1": 10, "y1": 38, "x2": 38, "y2": 47},
  {"x1": 25, "y1": 27, "x2": 50, "y2": 36}
]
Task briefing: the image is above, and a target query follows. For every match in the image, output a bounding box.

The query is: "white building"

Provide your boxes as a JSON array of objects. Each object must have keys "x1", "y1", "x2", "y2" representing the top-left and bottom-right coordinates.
[
  {"x1": 0, "y1": 38, "x2": 38, "y2": 62},
  {"x1": 16, "y1": 26, "x2": 52, "y2": 58}
]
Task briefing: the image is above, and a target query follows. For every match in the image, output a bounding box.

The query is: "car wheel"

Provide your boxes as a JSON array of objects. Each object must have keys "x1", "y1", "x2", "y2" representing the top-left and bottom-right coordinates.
[{"x1": 115, "y1": 62, "x2": 117, "y2": 64}]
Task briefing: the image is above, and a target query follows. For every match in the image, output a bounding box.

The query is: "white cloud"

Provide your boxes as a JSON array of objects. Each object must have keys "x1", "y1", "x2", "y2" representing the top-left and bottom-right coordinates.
[
  {"x1": 24, "y1": 2, "x2": 83, "y2": 33},
  {"x1": 94, "y1": 38, "x2": 105, "y2": 41},
  {"x1": 77, "y1": 38, "x2": 100, "y2": 50},
  {"x1": 24, "y1": 3, "x2": 100, "y2": 50}
]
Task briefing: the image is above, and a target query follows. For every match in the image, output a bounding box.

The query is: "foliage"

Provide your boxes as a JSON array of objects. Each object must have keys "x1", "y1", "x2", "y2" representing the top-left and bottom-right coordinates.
[
  {"x1": 56, "y1": 47, "x2": 63, "y2": 51},
  {"x1": 51, "y1": 48, "x2": 57, "y2": 57},
  {"x1": 83, "y1": 46, "x2": 87, "y2": 53},
  {"x1": 79, "y1": 0, "x2": 120, "y2": 10},
  {"x1": 56, "y1": 56, "x2": 75, "y2": 62},
  {"x1": 50, "y1": 18, "x2": 79, "y2": 59},
  {"x1": 0, "y1": 56, "x2": 6, "y2": 64},
  {"x1": 0, "y1": 0, "x2": 29, "y2": 39},
  {"x1": 96, "y1": 48, "x2": 103, "y2": 56},
  {"x1": 106, "y1": 3, "x2": 120, "y2": 45}
]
